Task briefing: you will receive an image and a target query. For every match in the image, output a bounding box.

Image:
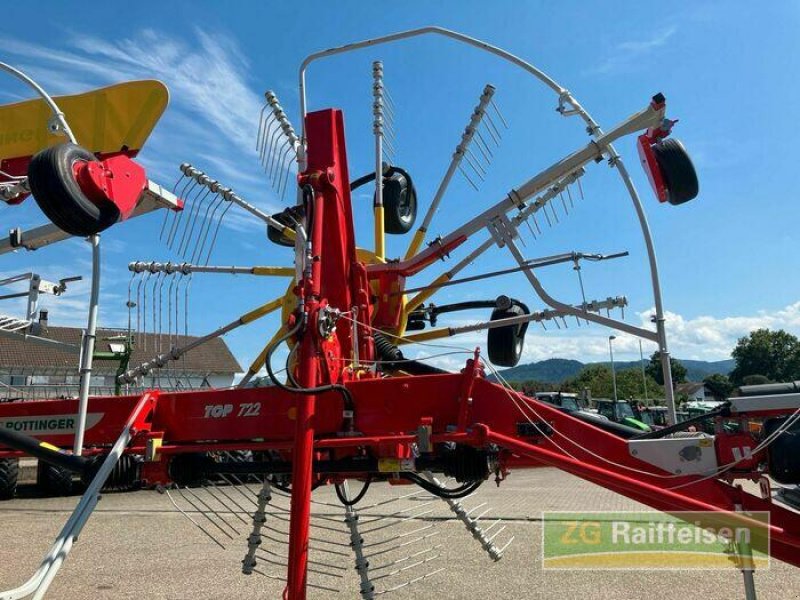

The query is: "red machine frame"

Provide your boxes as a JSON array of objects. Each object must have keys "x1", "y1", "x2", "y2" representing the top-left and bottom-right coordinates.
[{"x1": 3, "y1": 106, "x2": 800, "y2": 600}]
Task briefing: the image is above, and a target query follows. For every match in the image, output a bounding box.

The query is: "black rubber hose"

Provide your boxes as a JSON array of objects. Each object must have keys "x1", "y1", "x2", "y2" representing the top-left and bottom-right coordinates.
[
  {"x1": 350, "y1": 172, "x2": 376, "y2": 191},
  {"x1": 266, "y1": 311, "x2": 356, "y2": 433},
  {"x1": 0, "y1": 426, "x2": 92, "y2": 475},
  {"x1": 401, "y1": 472, "x2": 483, "y2": 499},
  {"x1": 335, "y1": 476, "x2": 372, "y2": 506}
]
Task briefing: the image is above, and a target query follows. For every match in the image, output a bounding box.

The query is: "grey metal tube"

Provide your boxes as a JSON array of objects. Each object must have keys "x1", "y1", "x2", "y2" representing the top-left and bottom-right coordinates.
[
  {"x1": 298, "y1": 26, "x2": 678, "y2": 423},
  {"x1": 73, "y1": 234, "x2": 100, "y2": 455}
]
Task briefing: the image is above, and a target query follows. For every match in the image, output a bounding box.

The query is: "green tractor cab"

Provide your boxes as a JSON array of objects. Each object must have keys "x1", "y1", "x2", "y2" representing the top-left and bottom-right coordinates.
[
  {"x1": 637, "y1": 406, "x2": 669, "y2": 429},
  {"x1": 594, "y1": 399, "x2": 652, "y2": 432}
]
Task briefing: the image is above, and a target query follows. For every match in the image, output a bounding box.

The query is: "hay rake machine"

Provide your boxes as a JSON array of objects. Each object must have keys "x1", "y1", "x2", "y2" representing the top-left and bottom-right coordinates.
[{"x1": 2, "y1": 26, "x2": 800, "y2": 600}]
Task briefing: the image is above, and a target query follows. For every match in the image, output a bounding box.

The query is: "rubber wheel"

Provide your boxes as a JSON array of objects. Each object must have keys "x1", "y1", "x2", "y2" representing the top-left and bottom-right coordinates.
[
  {"x1": 36, "y1": 461, "x2": 74, "y2": 496},
  {"x1": 267, "y1": 204, "x2": 304, "y2": 247},
  {"x1": 382, "y1": 170, "x2": 417, "y2": 234},
  {"x1": 0, "y1": 458, "x2": 19, "y2": 500},
  {"x1": 653, "y1": 138, "x2": 699, "y2": 205},
  {"x1": 28, "y1": 143, "x2": 120, "y2": 236},
  {"x1": 169, "y1": 452, "x2": 215, "y2": 487},
  {"x1": 487, "y1": 301, "x2": 529, "y2": 367}
]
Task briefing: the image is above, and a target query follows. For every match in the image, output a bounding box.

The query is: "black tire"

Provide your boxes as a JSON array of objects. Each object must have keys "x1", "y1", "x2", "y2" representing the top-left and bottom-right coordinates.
[
  {"x1": 28, "y1": 143, "x2": 120, "y2": 236},
  {"x1": 382, "y1": 169, "x2": 417, "y2": 234},
  {"x1": 36, "y1": 461, "x2": 74, "y2": 496},
  {"x1": 0, "y1": 458, "x2": 19, "y2": 500},
  {"x1": 81, "y1": 453, "x2": 142, "y2": 492},
  {"x1": 653, "y1": 138, "x2": 699, "y2": 205},
  {"x1": 169, "y1": 452, "x2": 215, "y2": 487},
  {"x1": 487, "y1": 301, "x2": 529, "y2": 367},
  {"x1": 267, "y1": 204, "x2": 304, "y2": 247}
]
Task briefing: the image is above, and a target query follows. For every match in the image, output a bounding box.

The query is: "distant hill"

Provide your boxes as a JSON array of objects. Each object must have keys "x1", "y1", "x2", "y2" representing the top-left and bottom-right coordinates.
[{"x1": 492, "y1": 357, "x2": 735, "y2": 384}]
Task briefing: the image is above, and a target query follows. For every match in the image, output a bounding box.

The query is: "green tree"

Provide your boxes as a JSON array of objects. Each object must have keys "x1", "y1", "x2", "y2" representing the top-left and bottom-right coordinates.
[
  {"x1": 741, "y1": 374, "x2": 772, "y2": 386},
  {"x1": 564, "y1": 364, "x2": 662, "y2": 400},
  {"x1": 645, "y1": 351, "x2": 687, "y2": 387},
  {"x1": 730, "y1": 329, "x2": 800, "y2": 385},
  {"x1": 703, "y1": 373, "x2": 734, "y2": 401}
]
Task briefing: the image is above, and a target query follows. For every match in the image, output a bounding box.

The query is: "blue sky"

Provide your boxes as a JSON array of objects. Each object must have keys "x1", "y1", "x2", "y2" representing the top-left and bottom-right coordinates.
[{"x1": 2, "y1": 1, "x2": 799, "y2": 373}]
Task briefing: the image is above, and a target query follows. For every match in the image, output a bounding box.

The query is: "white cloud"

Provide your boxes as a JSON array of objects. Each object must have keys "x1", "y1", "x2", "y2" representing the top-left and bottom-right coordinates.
[
  {"x1": 591, "y1": 27, "x2": 677, "y2": 75},
  {"x1": 404, "y1": 301, "x2": 800, "y2": 370}
]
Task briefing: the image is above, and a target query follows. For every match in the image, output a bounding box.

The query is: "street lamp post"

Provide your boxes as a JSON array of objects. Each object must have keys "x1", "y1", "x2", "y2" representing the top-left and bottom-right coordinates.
[
  {"x1": 639, "y1": 339, "x2": 649, "y2": 404},
  {"x1": 609, "y1": 335, "x2": 618, "y2": 402}
]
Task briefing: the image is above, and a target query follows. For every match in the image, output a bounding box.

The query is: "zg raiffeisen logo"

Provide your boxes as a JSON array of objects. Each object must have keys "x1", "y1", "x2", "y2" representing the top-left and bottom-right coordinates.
[{"x1": 542, "y1": 511, "x2": 770, "y2": 570}]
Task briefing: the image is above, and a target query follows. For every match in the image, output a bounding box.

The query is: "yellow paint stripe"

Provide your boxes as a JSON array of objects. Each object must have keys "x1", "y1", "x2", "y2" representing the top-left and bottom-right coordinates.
[
  {"x1": 397, "y1": 328, "x2": 450, "y2": 345},
  {"x1": 404, "y1": 227, "x2": 427, "y2": 260},
  {"x1": 374, "y1": 205, "x2": 385, "y2": 260},
  {"x1": 252, "y1": 266, "x2": 295, "y2": 277},
  {"x1": 39, "y1": 442, "x2": 61, "y2": 453},
  {"x1": 240, "y1": 297, "x2": 284, "y2": 324}
]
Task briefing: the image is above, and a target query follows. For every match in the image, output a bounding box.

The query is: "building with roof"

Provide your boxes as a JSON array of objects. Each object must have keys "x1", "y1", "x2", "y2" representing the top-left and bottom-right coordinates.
[
  {"x1": 675, "y1": 381, "x2": 715, "y2": 402},
  {"x1": 0, "y1": 318, "x2": 242, "y2": 400}
]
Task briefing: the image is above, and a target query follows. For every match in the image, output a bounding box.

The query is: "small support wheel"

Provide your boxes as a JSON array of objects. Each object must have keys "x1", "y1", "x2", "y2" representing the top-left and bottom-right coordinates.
[
  {"x1": 653, "y1": 138, "x2": 699, "y2": 205},
  {"x1": 27, "y1": 143, "x2": 120, "y2": 236},
  {"x1": 0, "y1": 458, "x2": 19, "y2": 500},
  {"x1": 382, "y1": 168, "x2": 417, "y2": 234},
  {"x1": 487, "y1": 298, "x2": 530, "y2": 367},
  {"x1": 36, "y1": 461, "x2": 74, "y2": 497}
]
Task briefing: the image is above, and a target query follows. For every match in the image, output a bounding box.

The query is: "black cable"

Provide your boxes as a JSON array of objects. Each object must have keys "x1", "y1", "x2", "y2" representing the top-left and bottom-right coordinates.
[
  {"x1": 265, "y1": 318, "x2": 356, "y2": 429},
  {"x1": 334, "y1": 476, "x2": 372, "y2": 506},
  {"x1": 350, "y1": 172, "x2": 376, "y2": 191},
  {"x1": 401, "y1": 472, "x2": 483, "y2": 499}
]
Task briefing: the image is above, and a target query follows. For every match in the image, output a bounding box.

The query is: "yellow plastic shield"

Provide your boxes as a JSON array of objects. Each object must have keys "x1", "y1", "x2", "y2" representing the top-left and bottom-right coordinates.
[{"x1": 0, "y1": 79, "x2": 169, "y2": 160}]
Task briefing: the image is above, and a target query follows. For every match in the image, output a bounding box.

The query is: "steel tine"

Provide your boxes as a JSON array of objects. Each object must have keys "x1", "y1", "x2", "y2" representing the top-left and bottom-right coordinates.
[
  {"x1": 203, "y1": 200, "x2": 234, "y2": 265},
  {"x1": 371, "y1": 546, "x2": 440, "y2": 572},
  {"x1": 481, "y1": 115, "x2": 502, "y2": 146},
  {"x1": 184, "y1": 485, "x2": 240, "y2": 536},
  {"x1": 523, "y1": 219, "x2": 537, "y2": 241},
  {"x1": 483, "y1": 518, "x2": 503, "y2": 534},
  {"x1": 179, "y1": 186, "x2": 214, "y2": 257},
  {"x1": 205, "y1": 481, "x2": 251, "y2": 524},
  {"x1": 258, "y1": 111, "x2": 278, "y2": 158},
  {"x1": 486, "y1": 525, "x2": 506, "y2": 543},
  {"x1": 548, "y1": 202, "x2": 560, "y2": 224},
  {"x1": 173, "y1": 182, "x2": 207, "y2": 253},
  {"x1": 370, "y1": 553, "x2": 441, "y2": 583},
  {"x1": 462, "y1": 151, "x2": 485, "y2": 181},
  {"x1": 383, "y1": 83, "x2": 397, "y2": 113},
  {"x1": 366, "y1": 525, "x2": 434, "y2": 548},
  {"x1": 466, "y1": 146, "x2": 489, "y2": 174},
  {"x1": 197, "y1": 193, "x2": 227, "y2": 262},
  {"x1": 474, "y1": 128, "x2": 495, "y2": 158},
  {"x1": 471, "y1": 131, "x2": 493, "y2": 165},
  {"x1": 541, "y1": 204, "x2": 553, "y2": 227},
  {"x1": 256, "y1": 102, "x2": 269, "y2": 152},
  {"x1": 490, "y1": 98, "x2": 508, "y2": 128},
  {"x1": 190, "y1": 193, "x2": 222, "y2": 264},
  {"x1": 484, "y1": 109, "x2": 503, "y2": 141},
  {"x1": 160, "y1": 172, "x2": 186, "y2": 241},
  {"x1": 176, "y1": 486, "x2": 235, "y2": 540},
  {"x1": 380, "y1": 568, "x2": 446, "y2": 594},
  {"x1": 165, "y1": 488, "x2": 226, "y2": 550},
  {"x1": 262, "y1": 117, "x2": 282, "y2": 169},
  {"x1": 269, "y1": 137, "x2": 290, "y2": 183},
  {"x1": 560, "y1": 191, "x2": 569, "y2": 215},
  {"x1": 457, "y1": 165, "x2": 479, "y2": 191},
  {"x1": 497, "y1": 537, "x2": 515, "y2": 554},
  {"x1": 166, "y1": 178, "x2": 198, "y2": 247},
  {"x1": 171, "y1": 177, "x2": 206, "y2": 250},
  {"x1": 566, "y1": 184, "x2": 575, "y2": 208},
  {"x1": 276, "y1": 145, "x2": 296, "y2": 200},
  {"x1": 141, "y1": 271, "x2": 152, "y2": 352}
]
